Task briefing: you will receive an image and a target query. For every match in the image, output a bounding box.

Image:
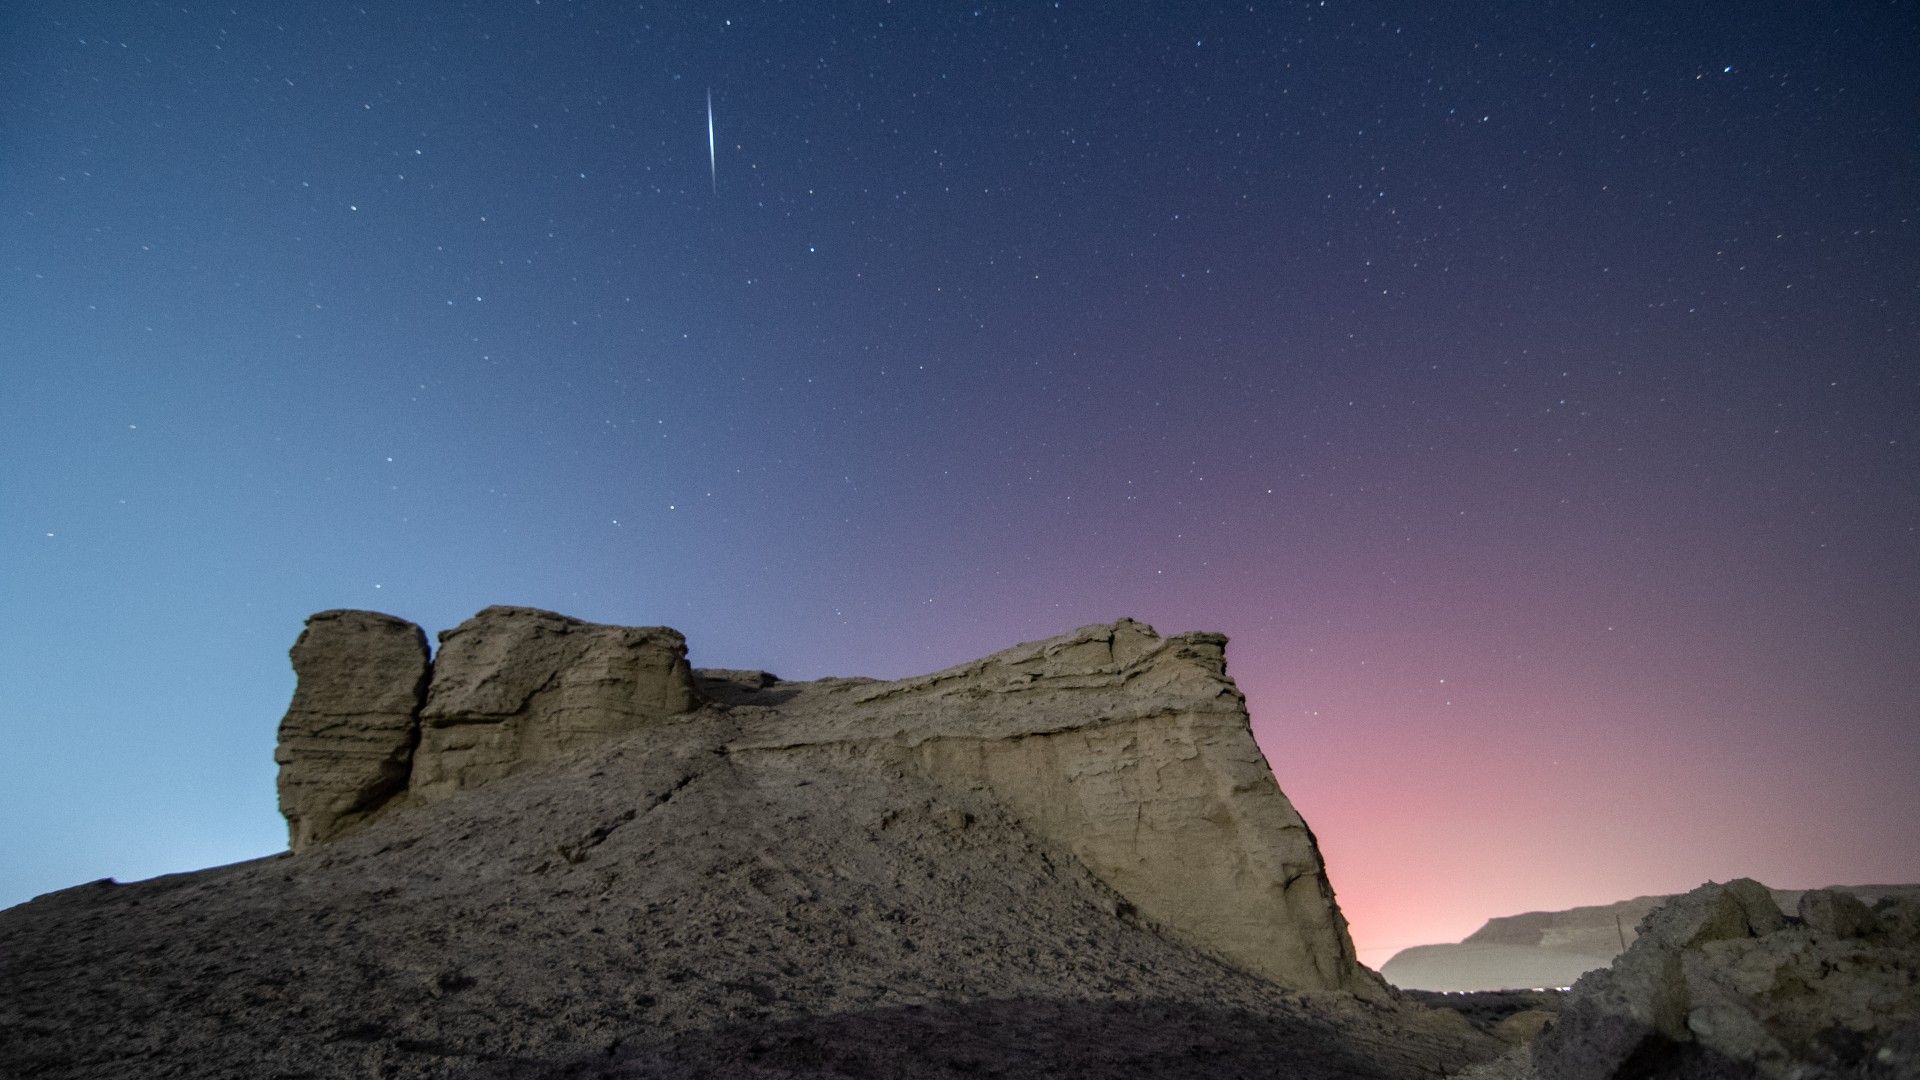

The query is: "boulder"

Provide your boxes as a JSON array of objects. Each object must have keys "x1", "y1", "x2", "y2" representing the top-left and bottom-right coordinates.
[
  {"x1": 273, "y1": 610, "x2": 430, "y2": 851},
  {"x1": 1626, "y1": 878, "x2": 1782, "y2": 955},
  {"x1": 1494, "y1": 1009, "x2": 1557, "y2": 1046},
  {"x1": 1384, "y1": 885, "x2": 1920, "y2": 993},
  {"x1": 1799, "y1": 888, "x2": 1876, "y2": 939},
  {"x1": 1879, "y1": 896, "x2": 1920, "y2": 948},
  {"x1": 409, "y1": 607, "x2": 698, "y2": 800}
]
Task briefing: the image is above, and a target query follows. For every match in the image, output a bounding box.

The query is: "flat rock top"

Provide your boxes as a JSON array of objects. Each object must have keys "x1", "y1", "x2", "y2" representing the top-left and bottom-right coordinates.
[
  {"x1": 437, "y1": 605, "x2": 686, "y2": 645},
  {"x1": 307, "y1": 608, "x2": 426, "y2": 628}
]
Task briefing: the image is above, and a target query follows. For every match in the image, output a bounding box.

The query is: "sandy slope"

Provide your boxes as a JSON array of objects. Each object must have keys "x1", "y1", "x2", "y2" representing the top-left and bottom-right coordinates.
[{"x1": 2, "y1": 707, "x2": 1492, "y2": 1078}]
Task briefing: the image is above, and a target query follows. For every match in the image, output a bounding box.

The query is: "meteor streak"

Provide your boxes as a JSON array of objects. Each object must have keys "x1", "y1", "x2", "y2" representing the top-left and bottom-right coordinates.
[{"x1": 706, "y1": 89, "x2": 716, "y2": 193}]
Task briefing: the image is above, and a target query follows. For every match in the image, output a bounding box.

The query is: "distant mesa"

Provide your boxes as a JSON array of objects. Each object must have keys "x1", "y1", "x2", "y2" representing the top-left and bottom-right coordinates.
[
  {"x1": 1383, "y1": 883, "x2": 1920, "y2": 993},
  {"x1": 8, "y1": 607, "x2": 1495, "y2": 1079}
]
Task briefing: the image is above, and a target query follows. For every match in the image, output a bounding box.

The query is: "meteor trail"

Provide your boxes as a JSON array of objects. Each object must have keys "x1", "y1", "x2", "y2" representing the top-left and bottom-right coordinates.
[{"x1": 706, "y1": 89, "x2": 716, "y2": 193}]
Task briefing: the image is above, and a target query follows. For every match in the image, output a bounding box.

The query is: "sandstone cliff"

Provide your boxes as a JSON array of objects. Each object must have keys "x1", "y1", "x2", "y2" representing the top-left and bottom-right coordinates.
[
  {"x1": 722, "y1": 619, "x2": 1373, "y2": 994},
  {"x1": 271, "y1": 608, "x2": 1378, "y2": 998},
  {"x1": 274, "y1": 610, "x2": 430, "y2": 850}
]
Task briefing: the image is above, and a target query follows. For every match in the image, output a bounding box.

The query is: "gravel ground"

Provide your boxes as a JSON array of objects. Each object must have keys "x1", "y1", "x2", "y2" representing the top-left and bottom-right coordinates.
[{"x1": 3, "y1": 709, "x2": 1495, "y2": 1079}]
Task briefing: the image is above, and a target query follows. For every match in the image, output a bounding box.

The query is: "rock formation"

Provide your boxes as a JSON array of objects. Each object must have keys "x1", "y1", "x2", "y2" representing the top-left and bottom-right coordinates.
[
  {"x1": 274, "y1": 606, "x2": 697, "y2": 849},
  {"x1": 269, "y1": 609, "x2": 1376, "y2": 998},
  {"x1": 1383, "y1": 884, "x2": 1920, "y2": 994},
  {"x1": 273, "y1": 610, "x2": 430, "y2": 849},
  {"x1": 724, "y1": 619, "x2": 1374, "y2": 994},
  {"x1": 0, "y1": 607, "x2": 1490, "y2": 1079},
  {"x1": 410, "y1": 606, "x2": 698, "y2": 802},
  {"x1": 1531, "y1": 879, "x2": 1920, "y2": 1080}
]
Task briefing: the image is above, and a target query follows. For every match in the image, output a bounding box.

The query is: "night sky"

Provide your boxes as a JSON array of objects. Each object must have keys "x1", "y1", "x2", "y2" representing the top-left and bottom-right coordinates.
[{"x1": 3, "y1": 2, "x2": 1916, "y2": 967}]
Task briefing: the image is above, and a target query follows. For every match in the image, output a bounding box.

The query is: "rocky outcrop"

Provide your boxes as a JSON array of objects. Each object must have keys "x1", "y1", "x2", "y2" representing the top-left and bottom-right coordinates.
[
  {"x1": 273, "y1": 610, "x2": 430, "y2": 850},
  {"x1": 270, "y1": 609, "x2": 1377, "y2": 998},
  {"x1": 1532, "y1": 879, "x2": 1920, "y2": 1080},
  {"x1": 409, "y1": 607, "x2": 698, "y2": 801},
  {"x1": 273, "y1": 607, "x2": 698, "y2": 847},
  {"x1": 724, "y1": 619, "x2": 1381, "y2": 996},
  {"x1": 1383, "y1": 884, "x2": 1920, "y2": 993}
]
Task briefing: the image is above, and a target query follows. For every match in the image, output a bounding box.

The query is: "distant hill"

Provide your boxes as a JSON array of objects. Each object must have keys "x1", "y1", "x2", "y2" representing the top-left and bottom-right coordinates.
[{"x1": 1382, "y1": 885, "x2": 1920, "y2": 992}]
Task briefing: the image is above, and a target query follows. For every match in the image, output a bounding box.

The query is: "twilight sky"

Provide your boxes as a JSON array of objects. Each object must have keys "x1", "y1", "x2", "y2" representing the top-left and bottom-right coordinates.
[{"x1": 2, "y1": 1, "x2": 1916, "y2": 967}]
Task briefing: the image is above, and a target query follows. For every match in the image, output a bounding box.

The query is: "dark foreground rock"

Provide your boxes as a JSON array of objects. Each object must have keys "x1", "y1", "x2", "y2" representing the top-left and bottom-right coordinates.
[
  {"x1": 561, "y1": 997, "x2": 1461, "y2": 1079},
  {"x1": 1384, "y1": 885, "x2": 1920, "y2": 994},
  {"x1": 1531, "y1": 880, "x2": 1920, "y2": 1080},
  {"x1": 1406, "y1": 989, "x2": 1566, "y2": 1047},
  {"x1": 0, "y1": 610, "x2": 1494, "y2": 1079}
]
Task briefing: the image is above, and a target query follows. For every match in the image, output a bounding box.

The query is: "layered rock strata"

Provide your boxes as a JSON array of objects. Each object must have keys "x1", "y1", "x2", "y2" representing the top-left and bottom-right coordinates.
[
  {"x1": 723, "y1": 619, "x2": 1379, "y2": 996},
  {"x1": 273, "y1": 610, "x2": 430, "y2": 850},
  {"x1": 272, "y1": 608, "x2": 1378, "y2": 997}
]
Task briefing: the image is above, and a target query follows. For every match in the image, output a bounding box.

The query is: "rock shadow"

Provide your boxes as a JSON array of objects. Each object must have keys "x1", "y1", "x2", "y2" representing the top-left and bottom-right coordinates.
[{"x1": 464, "y1": 996, "x2": 1405, "y2": 1079}]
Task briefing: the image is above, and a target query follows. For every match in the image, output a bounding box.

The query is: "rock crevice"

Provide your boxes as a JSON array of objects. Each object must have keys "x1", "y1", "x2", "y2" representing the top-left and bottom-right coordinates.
[{"x1": 276, "y1": 606, "x2": 698, "y2": 849}]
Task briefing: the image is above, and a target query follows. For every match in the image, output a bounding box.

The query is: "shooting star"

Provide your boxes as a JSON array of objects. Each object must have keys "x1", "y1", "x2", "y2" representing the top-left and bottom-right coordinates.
[{"x1": 706, "y1": 89, "x2": 716, "y2": 193}]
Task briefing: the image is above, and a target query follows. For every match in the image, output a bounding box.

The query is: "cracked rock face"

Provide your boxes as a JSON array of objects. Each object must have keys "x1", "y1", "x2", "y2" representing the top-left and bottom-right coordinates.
[
  {"x1": 410, "y1": 606, "x2": 698, "y2": 801},
  {"x1": 273, "y1": 607, "x2": 697, "y2": 850},
  {"x1": 274, "y1": 610, "x2": 430, "y2": 851},
  {"x1": 6, "y1": 608, "x2": 1493, "y2": 1079},
  {"x1": 271, "y1": 609, "x2": 1375, "y2": 997},
  {"x1": 723, "y1": 619, "x2": 1380, "y2": 996}
]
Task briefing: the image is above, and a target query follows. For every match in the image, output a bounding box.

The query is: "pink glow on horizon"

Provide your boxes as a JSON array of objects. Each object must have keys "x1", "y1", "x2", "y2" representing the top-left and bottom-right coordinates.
[{"x1": 1231, "y1": 593, "x2": 1920, "y2": 968}]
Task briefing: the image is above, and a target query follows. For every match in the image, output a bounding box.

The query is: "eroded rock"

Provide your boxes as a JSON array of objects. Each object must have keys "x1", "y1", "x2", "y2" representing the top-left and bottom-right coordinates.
[
  {"x1": 1799, "y1": 888, "x2": 1876, "y2": 939},
  {"x1": 1384, "y1": 884, "x2": 1920, "y2": 993},
  {"x1": 18, "y1": 607, "x2": 1513, "y2": 1078},
  {"x1": 1533, "y1": 879, "x2": 1920, "y2": 1080},
  {"x1": 1880, "y1": 896, "x2": 1920, "y2": 948},
  {"x1": 274, "y1": 610, "x2": 430, "y2": 851},
  {"x1": 271, "y1": 610, "x2": 1377, "y2": 997},
  {"x1": 410, "y1": 607, "x2": 698, "y2": 800},
  {"x1": 726, "y1": 618, "x2": 1384, "y2": 997}
]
